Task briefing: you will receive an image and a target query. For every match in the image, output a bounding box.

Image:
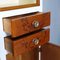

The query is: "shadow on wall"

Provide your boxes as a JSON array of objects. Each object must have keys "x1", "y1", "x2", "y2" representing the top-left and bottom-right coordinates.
[{"x1": 43, "y1": 0, "x2": 60, "y2": 46}]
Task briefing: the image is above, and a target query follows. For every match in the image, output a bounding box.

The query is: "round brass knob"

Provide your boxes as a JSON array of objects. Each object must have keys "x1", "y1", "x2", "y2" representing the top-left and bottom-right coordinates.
[
  {"x1": 33, "y1": 38, "x2": 39, "y2": 45},
  {"x1": 32, "y1": 21, "x2": 40, "y2": 28}
]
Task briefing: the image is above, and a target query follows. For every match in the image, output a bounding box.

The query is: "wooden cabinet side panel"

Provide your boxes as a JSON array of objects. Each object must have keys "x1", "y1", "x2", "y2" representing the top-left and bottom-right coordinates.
[
  {"x1": 41, "y1": 43, "x2": 60, "y2": 60},
  {"x1": 4, "y1": 38, "x2": 13, "y2": 53},
  {"x1": 42, "y1": 12, "x2": 50, "y2": 27},
  {"x1": 3, "y1": 19, "x2": 11, "y2": 34}
]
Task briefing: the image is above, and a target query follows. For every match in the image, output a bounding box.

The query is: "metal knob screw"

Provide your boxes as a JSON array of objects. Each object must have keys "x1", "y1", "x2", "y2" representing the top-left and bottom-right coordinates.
[
  {"x1": 32, "y1": 21, "x2": 40, "y2": 28},
  {"x1": 33, "y1": 38, "x2": 39, "y2": 45}
]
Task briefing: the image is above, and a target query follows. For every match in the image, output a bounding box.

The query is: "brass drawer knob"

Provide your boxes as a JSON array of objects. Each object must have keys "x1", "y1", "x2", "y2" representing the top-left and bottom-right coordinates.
[
  {"x1": 33, "y1": 38, "x2": 39, "y2": 45},
  {"x1": 32, "y1": 21, "x2": 40, "y2": 28}
]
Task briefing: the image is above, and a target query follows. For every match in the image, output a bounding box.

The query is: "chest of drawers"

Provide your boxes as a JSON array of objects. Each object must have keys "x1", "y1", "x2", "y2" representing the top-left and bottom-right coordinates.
[{"x1": 3, "y1": 12, "x2": 50, "y2": 60}]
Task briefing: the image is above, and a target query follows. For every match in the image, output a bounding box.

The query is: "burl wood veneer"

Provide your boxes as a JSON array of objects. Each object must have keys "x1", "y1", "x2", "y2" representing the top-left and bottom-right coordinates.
[
  {"x1": 6, "y1": 47, "x2": 39, "y2": 60},
  {"x1": 3, "y1": 12, "x2": 50, "y2": 37},
  {"x1": 4, "y1": 29, "x2": 50, "y2": 57}
]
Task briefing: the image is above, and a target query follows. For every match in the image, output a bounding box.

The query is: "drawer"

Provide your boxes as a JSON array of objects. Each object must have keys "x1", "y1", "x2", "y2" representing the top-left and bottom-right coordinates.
[
  {"x1": 4, "y1": 29, "x2": 50, "y2": 57},
  {"x1": 3, "y1": 12, "x2": 50, "y2": 37}
]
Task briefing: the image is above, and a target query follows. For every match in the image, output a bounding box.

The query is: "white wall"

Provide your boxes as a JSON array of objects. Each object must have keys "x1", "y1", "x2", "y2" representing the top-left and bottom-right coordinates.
[
  {"x1": 42, "y1": 0, "x2": 60, "y2": 46},
  {"x1": 0, "y1": 0, "x2": 43, "y2": 60}
]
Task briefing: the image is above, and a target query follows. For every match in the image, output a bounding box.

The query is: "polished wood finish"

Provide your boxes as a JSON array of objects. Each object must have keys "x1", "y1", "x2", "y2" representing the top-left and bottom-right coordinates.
[
  {"x1": 41, "y1": 43, "x2": 60, "y2": 60},
  {"x1": 6, "y1": 54, "x2": 19, "y2": 60},
  {"x1": 3, "y1": 12, "x2": 50, "y2": 37},
  {"x1": 0, "y1": 0, "x2": 40, "y2": 11},
  {"x1": 6, "y1": 47, "x2": 39, "y2": 60},
  {"x1": 4, "y1": 29, "x2": 50, "y2": 57}
]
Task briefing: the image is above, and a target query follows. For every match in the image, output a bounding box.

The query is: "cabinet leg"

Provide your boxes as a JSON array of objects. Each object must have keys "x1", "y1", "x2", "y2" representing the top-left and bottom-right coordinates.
[{"x1": 6, "y1": 47, "x2": 39, "y2": 60}]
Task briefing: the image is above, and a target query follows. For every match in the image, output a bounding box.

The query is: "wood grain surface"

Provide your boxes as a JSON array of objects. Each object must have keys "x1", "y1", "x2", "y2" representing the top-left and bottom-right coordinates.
[
  {"x1": 41, "y1": 43, "x2": 60, "y2": 60},
  {"x1": 3, "y1": 12, "x2": 50, "y2": 37},
  {"x1": 6, "y1": 47, "x2": 39, "y2": 60},
  {"x1": 4, "y1": 29, "x2": 50, "y2": 57}
]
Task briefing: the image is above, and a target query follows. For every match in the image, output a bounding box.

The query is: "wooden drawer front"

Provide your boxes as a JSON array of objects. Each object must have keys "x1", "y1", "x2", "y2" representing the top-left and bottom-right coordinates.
[
  {"x1": 4, "y1": 29, "x2": 50, "y2": 57},
  {"x1": 3, "y1": 12, "x2": 50, "y2": 37}
]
